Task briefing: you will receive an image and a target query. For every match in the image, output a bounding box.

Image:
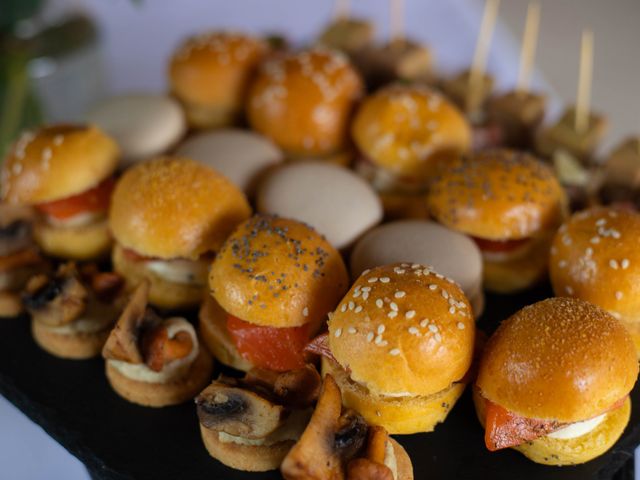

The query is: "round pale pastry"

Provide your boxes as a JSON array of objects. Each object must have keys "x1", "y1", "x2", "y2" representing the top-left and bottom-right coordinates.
[
  {"x1": 169, "y1": 32, "x2": 268, "y2": 129},
  {"x1": 31, "y1": 319, "x2": 111, "y2": 360},
  {"x1": 34, "y1": 217, "x2": 112, "y2": 260},
  {"x1": 350, "y1": 221, "x2": 484, "y2": 317},
  {"x1": 246, "y1": 48, "x2": 363, "y2": 157},
  {"x1": 328, "y1": 263, "x2": 475, "y2": 398},
  {"x1": 473, "y1": 388, "x2": 632, "y2": 466},
  {"x1": 105, "y1": 348, "x2": 213, "y2": 407},
  {"x1": 549, "y1": 207, "x2": 640, "y2": 350},
  {"x1": 209, "y1": 215, "x2": 349, "y2": 328},
  {"x1": 351, "y1": 84, "x2": 470, "y2": 182},
  {"x1": 109, "y1": 156, "x2": 251, "y2": 259},
  {"x1": 256, "y1": 161, "x2": 383, "y2": 250},
  {"x1": 427, "y1": 149, "x2": 566, "y2": 240},
  {"x1": 1, "y1": 124, "x2": 119, "y2": 204},
  {"x1": 477, "y1": 297, "x2": 638, "y2": 423},
  {"x1": 175, "y1": 129, "x2": 283, "y2": 195},
  {"x1": 87, "y1": 94, "x2": 186, "y2": 165}
]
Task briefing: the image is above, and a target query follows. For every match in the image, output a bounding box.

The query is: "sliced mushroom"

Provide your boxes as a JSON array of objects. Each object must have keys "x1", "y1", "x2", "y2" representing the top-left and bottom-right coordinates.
[
  {"x1": 0, "y1": 205, "x2": 35, "y2": 257},
  {"x1": 22, "y1": 263, "x2": 88, "y2": 327},
  {"x1": 195, "y1": 378, "x2": 286, "y2": 439},
  {"x1": 335, "y1": 409, "x2": 368, "y2": 461},
  {"x1": 80, "y1": 264, "x2": 124, "y2": 302},
  {"x1": 244, "y1": 365, "x2": 322, "y2": 408},
  {"x1": 345, "y1": 427, "x2": 395, "y2": 480}
]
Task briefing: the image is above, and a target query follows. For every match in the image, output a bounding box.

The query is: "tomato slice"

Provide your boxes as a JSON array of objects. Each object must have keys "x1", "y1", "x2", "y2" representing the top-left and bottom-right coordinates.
[
  {"x1": 226, "y1": 315, "x2": 310, "y2": 371},
  {"x1": 121, "y1": 247, "x2": 153, "y2": 262},
  {"x1": 36, "y1": 177, "x2": 115, "y2": 220}
]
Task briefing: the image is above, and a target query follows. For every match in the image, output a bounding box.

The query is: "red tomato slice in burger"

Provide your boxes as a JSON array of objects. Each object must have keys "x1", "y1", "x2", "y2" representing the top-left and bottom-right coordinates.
[
  {"x1": 226, "y1": 315, "x2": 310, "y2": 371},
  {"x1": 36, "y1": 177, "x2": 115, "y2": 220},
  {"x1": 472, "y1": 236, "x2": 530, "y2": 253}
]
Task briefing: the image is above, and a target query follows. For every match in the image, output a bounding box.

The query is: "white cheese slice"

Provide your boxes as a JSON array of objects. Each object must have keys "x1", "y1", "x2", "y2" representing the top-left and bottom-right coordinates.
[{"x1": 546, "y1": 413, "x2": 606, "y2": 440}]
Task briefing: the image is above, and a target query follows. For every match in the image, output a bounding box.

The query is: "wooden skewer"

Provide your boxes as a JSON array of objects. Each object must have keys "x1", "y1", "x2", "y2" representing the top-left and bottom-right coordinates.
[
  {"x1": 390, "y1": 0, "x2": 405, "y2": 43},
  {"x1": 468, "y1": 0, "x2": 500, "y2": 112},
  {"x1": 575, "y1": 29, "x2": 594, "y2": 134},
  {"x1": 516, "y1": 2, "x2": 541, "y2": 93},
  {"x1": 334, "y1": 0, "x2": 349, "y2": 21}
]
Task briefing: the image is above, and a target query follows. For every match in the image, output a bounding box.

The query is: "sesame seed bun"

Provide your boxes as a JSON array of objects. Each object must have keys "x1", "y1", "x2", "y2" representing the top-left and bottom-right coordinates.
[
  {"x1": 169, "y1": 32, "x2": 268, "y2": 129},
  {"x1": 351, "y1": 84, "x2": 471, "y2": 182},
  {"x1": 328, "y1": 263, "x2": 474, "y2": 398},
  {"x1": 246, "y1": 48, "x2": 363, "y2": 157},
  {"x1": 550, "y1": 207, "x2": 640, "y2": 333},
  {"x1": 1, "y1": 125, "x2": 119, "y2": 204},
  {"x1": 477, "y1": 297, "x2": 638, "y2": 423},
  {"x1": 109, "y1": 157, "x2": 251, "y2": 259},
  {"x1": 209, "y1": 215, "x2": 349, "y2": 328},
  {"x1": 427, "y1": 149, "x2": 567, "y2": 240},
  {"x1": 34, "y1": 217, "x2": 112, "y2": 260}
]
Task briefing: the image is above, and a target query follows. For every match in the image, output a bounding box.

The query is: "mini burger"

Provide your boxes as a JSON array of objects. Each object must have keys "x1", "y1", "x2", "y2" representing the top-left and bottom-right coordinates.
[
  {"x1": 0, "y1": 205, "x2": 48, "y2": 317},
  {"x1": 474, "y1": 297, "x2": 638, "y2": 465},
  {"x1": 351, "y1": 84, "x2": 471, "y2": 219},
  {"x1": 309, "y1": 263, "x2": 475, "y2": 434},
  {"x1": 103, "y1": 281, "x2": 213, "y2": 407},
  {"x1": 169, "y1": 31, "x2": 269, "y2": 129},
  {"x1": 246, "y1": 47, "x2": 363, "y2": 166},
  {"x1": 550, "y1": 206, "x2": 640, "y2": 353},
  {"x1": 427, "y1": 149, "x2": 567, "y2": 293},
  {"x1": 200, "y1": 214, "x2": 349, "y2": 372},
  {"x1": 109, "y1": 157, "x2": 251, "y2": 310},
  {"x1": 1, "y1": 125, "x2": 119, "y2": 260}
]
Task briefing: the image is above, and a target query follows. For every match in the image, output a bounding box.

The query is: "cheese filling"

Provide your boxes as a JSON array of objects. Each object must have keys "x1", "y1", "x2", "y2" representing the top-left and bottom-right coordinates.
[
  {"x1": 46, "y1": 211, "x2": 104, "y2": 228},
  {"x1": 217, "y1": 408, "x2": 313, "y2": 446},
  {"x1": 546, "y1": 413, "x2": 607, "y2": 440},
  {"x1": 145, "y1": 257, "x2": 209, "y2": 286},
  {"x1": 108, "y1": 318, "x2": 199, "y2": 383},
  {"x1": 43, "y1": 297, "x2": 118, "y2": 334}
]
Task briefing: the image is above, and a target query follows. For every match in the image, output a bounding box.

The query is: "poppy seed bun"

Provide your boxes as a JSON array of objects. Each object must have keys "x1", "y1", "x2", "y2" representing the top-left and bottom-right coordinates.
[
  {"x1": 351, "y1": 85, "x2": 471, "y2": 181},
  {"x1": 169, "y1": 32, "x2": 268, "y2": 129},
  {"x1": 477, "y1": 297, "x2": 638, "y2": 423},
  {"x1": 427, "y1": 149, "x2": 566, "y2": 240},
  {"x1": 109, "y1": 157, "x2": 251, "y2": 259},
  {"x1": 246, "y1": 48, "x2": 363, "y2": 157},
  {"x1": 1, "y1": 125, "x2": 119, "y2": 204},
  {"x1": 328, "y1": 263, "x2": 474, "y2": 397},
  {"x1": 209, "y1": 215, "x2": 349, "y2": 328},
  {"x1": 549, "y1": 207, "x2": 640, "y2": 331}
]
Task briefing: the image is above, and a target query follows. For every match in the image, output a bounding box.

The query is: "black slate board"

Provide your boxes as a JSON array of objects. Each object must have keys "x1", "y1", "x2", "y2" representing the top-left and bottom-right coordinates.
[{"x1": 1, "y1": 282, "x2": 638, "y2": 480}]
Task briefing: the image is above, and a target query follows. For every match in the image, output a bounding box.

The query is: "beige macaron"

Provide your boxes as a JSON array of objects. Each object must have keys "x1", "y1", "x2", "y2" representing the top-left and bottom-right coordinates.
[
  {"x1": 350, "y1": 220, "x2": 484, "y2": 317},
  {"x1": 256, "y1": 161, "x2": 382, "y2": 250},
  {"x1": 175, "y1": 129, "x2": 283, "y2": 196},
  {"x1": 87, "y1": 94, "x2": 186, "y2": 166}
]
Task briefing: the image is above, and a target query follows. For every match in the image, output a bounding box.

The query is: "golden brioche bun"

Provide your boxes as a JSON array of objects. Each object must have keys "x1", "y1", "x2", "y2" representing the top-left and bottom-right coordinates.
[
  {"x1": 31, "y1": 320, "x2": 110, "y2": 359},
  {"x1": 427, "y1": 149, "x2": 567, "y2": 240},
  {"x1": 473, "y1": 387, "x2": 631, "y2": 466},
  {"x1": 550, "y1": 207, "x2": 640, "y2": 321},
  {"x1": 477, "y1": 297, "x2": 638, "y2": 423},
  {"x1": 109, "y1": 157, "x2": 251, "y2": 259},
  {"x1": 105, "y1": 347, "x2": 213, "y2": 407},
  {"x1": 246, "y1": 48, "x2": 363, "y2": 156},
  {"x1": 169, "y1": 32, "x2": 268, "y2": 129},
  {"x1": 34, "y1": 217, "x2": 112, "y2": 260},
  {"x1": 328, "y1": 263, "x2": 474, "y2": 397},
  {"x1": 351, "y1": 84, "x2": 471, "y2": 181},
  {"x1": 1, "y1": 125, "x2": 119, "y2": 204},
  {"x1": 209, "y1": 215, "x2": 349, "y2": 328},
  {"x1": 112, "y1": 244, "x2": 205, "y2": 310},
  {"x1": 323, "y1": 357, "x2": 466, "y2": 434},
  {"x1": 199, "y1": 423, "x2": 294, "y2": 472},
  {"x1": 198, "y1": 295, "x2": 253, "y2": 371}
]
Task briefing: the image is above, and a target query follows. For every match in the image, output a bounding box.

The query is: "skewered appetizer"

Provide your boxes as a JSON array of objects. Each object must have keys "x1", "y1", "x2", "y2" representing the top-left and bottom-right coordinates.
[
  {"x1": 486, "y1": 90, "x2": 547, "y2": 149},
  {"x1": 597, "y1": 137, "x2": 640, "y2": 209}
]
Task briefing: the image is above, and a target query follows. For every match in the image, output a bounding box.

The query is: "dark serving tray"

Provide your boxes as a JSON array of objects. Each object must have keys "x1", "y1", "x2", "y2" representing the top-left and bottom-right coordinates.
[{"x1": 1, "y1": 282, "x2": 638, "y2": 480}]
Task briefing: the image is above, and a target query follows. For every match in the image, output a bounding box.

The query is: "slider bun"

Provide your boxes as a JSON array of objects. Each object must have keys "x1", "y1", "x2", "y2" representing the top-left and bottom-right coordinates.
[
  {"x1": 176, "y1": 129, "x2": 283, "y2": 196},
  {"x1": 199, "y1": 423, "x2": 294, "y2": 472},
  {"x1": 87, "y1": 94, "x2": 186, "y2": 165},
  {"x1": 473, "y1": 387, "x2": 631, "y2": 466},
  {"x1": 31, "y1": 320, "x2": 109, "y2": 359},
  {"x1": 323, "y1": 357, "x2": 466, "y2": 434},
  {"x1": 169, "y1": 32, "x2": 268, "y2": 129},
  {"x1": 256, "y1": 161, "x2": 383, "y2": 250},
  {"x1": 350, "y1": 220, "x2": 483, "y2": 316},
  {"x1": 2, "y1": 124, "x2": 119, "y2": 204},
  {"x1": 550, "y1": 207, "x2": 640, "y2": 323},
  {"x1": 34, "y1": 217, "x2": 112, "y2": 260},
  {"x1": 209, "y1": 215, "x2": 349, "y2": 328},
  {"x1": 351, "y1": 84, "x2": 470, "y2": 181},
  {"x1": 427, "y1": 149, "x2": 566, "y2": 240},
  {"x1": 246, "y1": 48, "x2": 363, "y2": 156},
  {"x1": 328, "y1": 263, "x2": 474, "y2": 397},
  {"x1": 477, "y1": 297, "x2": 638, "y2": 423},
  {"x1": 105, "y1": 347, "x2": 213, "y2": 407},
  {"x1": 109, "y1": 157, "x2": 251, "y2": 259}
]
